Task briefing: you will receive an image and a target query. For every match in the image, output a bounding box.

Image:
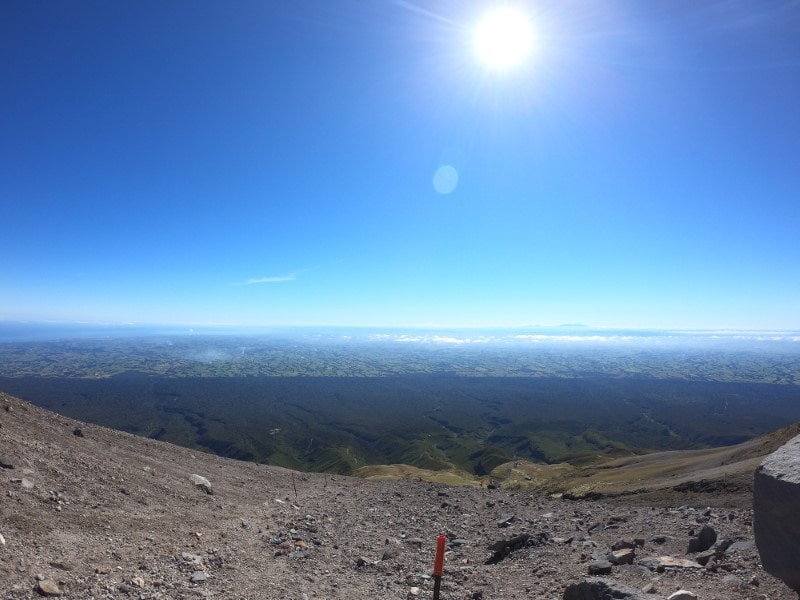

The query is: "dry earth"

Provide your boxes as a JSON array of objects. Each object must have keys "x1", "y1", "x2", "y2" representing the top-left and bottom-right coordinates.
[{"x1": 0, "y1": 391, "x2": 796, "y2": 599}]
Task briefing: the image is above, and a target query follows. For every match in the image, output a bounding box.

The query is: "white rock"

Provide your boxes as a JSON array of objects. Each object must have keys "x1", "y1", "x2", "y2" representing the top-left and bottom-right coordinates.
[
  {"x1": 668, "y1": 591, "x2": 697, "y2": 600},
  {"x1": 189, "y1": 474, "x2": 212, "y2": 493}
]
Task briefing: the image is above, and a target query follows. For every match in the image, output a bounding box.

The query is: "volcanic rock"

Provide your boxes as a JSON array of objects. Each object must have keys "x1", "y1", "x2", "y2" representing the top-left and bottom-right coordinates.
[
  {"x1": 563, "y1": 577, "x2": 648, "y2": 600},
  {"x1": 686, "y1": 525, "x2": 716, "y2": 553},
  {"x1": 754, "y1": 433, "x2": 800, "y2": 595}
]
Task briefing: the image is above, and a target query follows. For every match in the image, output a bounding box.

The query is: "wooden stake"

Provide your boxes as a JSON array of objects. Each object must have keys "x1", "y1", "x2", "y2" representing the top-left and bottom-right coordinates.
[{"x1": 433, "y1": 534, "x2": 446, "y2": 599}]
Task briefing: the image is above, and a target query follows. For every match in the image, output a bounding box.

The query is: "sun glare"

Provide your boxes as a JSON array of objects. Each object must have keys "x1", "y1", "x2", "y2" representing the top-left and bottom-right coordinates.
[{"x1": 474, "y1": 7, "x2": 535, "y2": 70}]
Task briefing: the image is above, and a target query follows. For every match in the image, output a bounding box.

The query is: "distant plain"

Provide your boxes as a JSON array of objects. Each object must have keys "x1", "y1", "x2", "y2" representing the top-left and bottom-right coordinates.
[{"x1": 1, "y1": 326, "x2": 799, "y2": 479}]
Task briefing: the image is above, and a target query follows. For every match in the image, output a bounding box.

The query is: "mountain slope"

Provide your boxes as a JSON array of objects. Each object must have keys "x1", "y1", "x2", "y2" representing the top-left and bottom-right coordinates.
[{"x1": 0, "y1": 391, "x2": 795, "y2": 599}]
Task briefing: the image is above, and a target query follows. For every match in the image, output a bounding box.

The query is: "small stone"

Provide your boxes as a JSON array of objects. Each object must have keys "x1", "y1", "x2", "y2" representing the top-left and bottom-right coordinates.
[
  {"x1": 72, "y1": 427, "x2": 84, "y2": 437},
  {"x1": 409, "y1": 587, "x2": 420, "y2": 596},
  {"x1": 612, "y1": 538, "x2": 636, "y2": 551},
  {"x1": 0, "y1": 533, "x2": 5, "y2": 545},
  {"x1": 651, "y1": 535, "x2": 671, "y2": 544},
  {"x1": 727, "y1": 539, "x2": 756, "y2": 553},
  {"x1": 181, "y1": 553, "x2": 204, "y2": 566},
  {"x1": 189, "y1": 474, "x2": 213, "y2": 495},
  {"x1": 0, "y1": 456, "x2": 16, "y2": 469},
  {"x1": 36, "y1": 579, "x2": 63, "y2": 596},
  {"x1": 667, "y1": 591, "x2": 697, "y2": 600},
  {"x1": 687, "y1": 525, "x2": 717, "y2": 553},
  {"x1": 190, "y1": 571, "x2": 208, "y2": 583},
  {"x1": 588, "y1": 560, "x2": 613, "y2": 575},
  {"x1": 608, "y1": 548, "x2": 635, "y2": 565},
  {"x1": 722, "y1": 575, "x2": 742, "y2": 590},
  {"x1": 131, "y1": 576, "x2": 145, "y2": 588},
  {"x1": 497, "y1": 515, "x2": 516, "y2": 528}
]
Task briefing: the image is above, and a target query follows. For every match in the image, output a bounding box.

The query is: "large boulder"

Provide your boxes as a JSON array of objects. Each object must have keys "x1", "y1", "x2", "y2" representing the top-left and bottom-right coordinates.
[{"x1": 754, "y1": 433, "x2": 800, "y2": 596}]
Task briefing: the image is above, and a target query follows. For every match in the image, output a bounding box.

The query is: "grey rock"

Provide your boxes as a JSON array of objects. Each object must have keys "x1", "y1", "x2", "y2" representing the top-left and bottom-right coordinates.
[
  {"x1": 190, "y1": 571, "x2": 208, "y2": 583},
  {"x1": 486, "y1": 533, "x2": 548, "y2": 563},
  {"x1": 727, "y1": 539, "x2": 756, "y2": 554},
  {"x1": 694, "y1": 550, "x2": 716, "y2": 566},
  {"x1": 0, "y1": 455, "x2": 16, "y2": 469},
  {"x1": 382, "y1": 546, "x2": 401, "y2": 561},
  {"x1": 588, "y1": 560, "x2": 613, "y2": 575},
  {"x1": 563, "y1": 577, "x2": 649, "y2": 600},
  {"x1": 722, "y1": 575, "x2": 743, "y2": 590},
  {"x1": 754, "y1": 433, "x2": 800, "y2": 594},
  {"x1": 403, "y1": 537, "x2": 424, "y2": 548},
  {"x1": 180, "y1": 553, "x2": 203, "y2": 566},
  {"x1": 611, "y1": 538, "x2": 636, "y2": 551},
  {"x1": 687, "y1": 525, "x2": 716, "y2": 553},
  {"x1": 607, "y1": 548, "x2": 635, "y2": 565},
  {"x1": 713, "y1": 538, "x2": 735, "y2": 553},
  {"x1": 497, "y1": 514, "x2": 516, "y2": 528},
  {"x1": 651, "y1": 535, "x2": 671, "y2": 544}
]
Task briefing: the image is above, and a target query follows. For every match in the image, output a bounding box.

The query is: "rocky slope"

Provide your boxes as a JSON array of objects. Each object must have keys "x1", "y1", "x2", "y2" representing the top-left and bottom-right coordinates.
[{"x1": 0, "y1": 391, "x2": 795, "y2": 599}]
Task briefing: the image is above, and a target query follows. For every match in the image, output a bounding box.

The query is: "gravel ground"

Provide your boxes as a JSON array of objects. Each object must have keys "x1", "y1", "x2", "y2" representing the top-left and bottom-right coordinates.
[{"x1": 0, "y1": 392, "x2": 795, "y2": 599}]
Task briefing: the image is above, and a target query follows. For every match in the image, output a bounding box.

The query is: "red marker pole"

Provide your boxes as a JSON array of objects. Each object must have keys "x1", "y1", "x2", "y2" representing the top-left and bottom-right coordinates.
[{"x1": 433, "y1": 534, "x2": 446, "y2": 600}]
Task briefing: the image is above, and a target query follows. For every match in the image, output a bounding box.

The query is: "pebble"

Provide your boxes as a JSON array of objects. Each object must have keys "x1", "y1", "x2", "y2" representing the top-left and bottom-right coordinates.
[
  {"x1": 190, "y1": 571, "x2": 208, "y2": 583},
  {"x1": 588, "y1": 560, "x2": 613, "y2": 575},
  {"x1": 36, "y1": 579, "x2": 63, "y2": 596},
  {"x1": 668, "y1": 591, "x2": 698, "y2": 600}
]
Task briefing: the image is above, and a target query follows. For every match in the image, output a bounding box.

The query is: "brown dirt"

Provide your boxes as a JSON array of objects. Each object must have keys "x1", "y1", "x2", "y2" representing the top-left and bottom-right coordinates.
[{"x1": 0, "y1": 391, "x2": 794, "y2": 599}]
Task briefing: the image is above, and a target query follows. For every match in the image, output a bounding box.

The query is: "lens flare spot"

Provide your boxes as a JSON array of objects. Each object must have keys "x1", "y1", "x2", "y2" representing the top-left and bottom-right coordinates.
[{"x1": 433, "y1": 165, "x2": 459, "y2": 195}]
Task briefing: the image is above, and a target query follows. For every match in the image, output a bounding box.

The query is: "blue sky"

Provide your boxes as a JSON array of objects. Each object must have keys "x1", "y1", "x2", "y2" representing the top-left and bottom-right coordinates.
[{"x1": 2, "y1": 0, "x2": 799, "y2": 329}]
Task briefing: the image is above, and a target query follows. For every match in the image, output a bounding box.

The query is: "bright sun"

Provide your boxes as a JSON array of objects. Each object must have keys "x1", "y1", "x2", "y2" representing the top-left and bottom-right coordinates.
[{"x1": 474, "y1": 7, "x2": 535, "y2": 70}]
